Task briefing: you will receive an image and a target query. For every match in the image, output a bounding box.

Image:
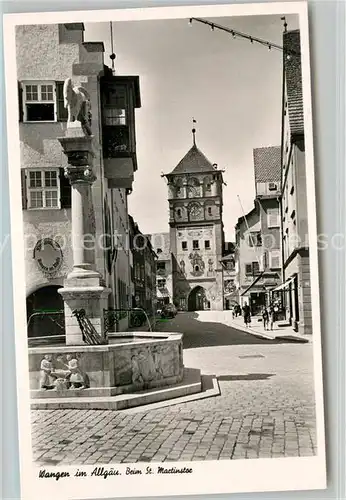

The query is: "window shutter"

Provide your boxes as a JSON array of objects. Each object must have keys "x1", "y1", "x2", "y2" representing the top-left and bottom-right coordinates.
[
  {"x1": 56, "y1": 82, "x2": 68, "y2": 122},
  {"x1": 21, "y1": 169, "x2": 27, "y2": 209},
  {"x1": 270, "y1": 250, "x2": 281, "y2": 269},
  {"x1": 59, "y1": 168, "x2": 71, "y2": 208},
  {"x1": 18, "y1": 82, "x2": 24, "y2": 122},
  {"x1": 268, "y1": 208, "x2": 280, "y2": 228}
]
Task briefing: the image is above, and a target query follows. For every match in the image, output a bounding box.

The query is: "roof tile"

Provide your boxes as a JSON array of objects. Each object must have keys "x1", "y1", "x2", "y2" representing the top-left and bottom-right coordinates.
[
  {"x1": 253, "y1": 146, "x2": 281, "y2": 183},
  {"x1": 169, "y1": 144, "x2": 216, "y2": 175},
  {"x1": 283, "y1": 30, "x2": 304, "y2": 135}
]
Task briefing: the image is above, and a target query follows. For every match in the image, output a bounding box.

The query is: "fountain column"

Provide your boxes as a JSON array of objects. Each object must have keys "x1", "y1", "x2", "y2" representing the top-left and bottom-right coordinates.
[{"x1": 58, "y1": 122, "x2": 110, "y2": 345}]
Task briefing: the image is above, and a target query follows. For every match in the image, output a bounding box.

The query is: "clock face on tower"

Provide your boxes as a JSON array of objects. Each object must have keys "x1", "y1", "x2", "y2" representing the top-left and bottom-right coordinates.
[{"x1": 189, "y1": 203, "x2": 202, "y2": 219}]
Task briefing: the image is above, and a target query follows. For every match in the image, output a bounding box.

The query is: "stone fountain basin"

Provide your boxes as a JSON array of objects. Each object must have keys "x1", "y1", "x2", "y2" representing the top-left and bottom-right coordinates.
[{"x1": 29, "y1": 332, "x2": 184, "y2": 399}]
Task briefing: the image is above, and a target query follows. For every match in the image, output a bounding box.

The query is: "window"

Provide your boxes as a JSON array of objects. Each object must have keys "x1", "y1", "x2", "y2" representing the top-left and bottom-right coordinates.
[
  {"x1": 269, "y1": 250, "x2": 281, "y2": 269},
  {"x1": 207, "y1": 206, "x2": 212, "y2": 216},
  {"x1": 245, "y1": 264, "x2": 253, "y2": 275},
  {"x1": 268, "y1": 207, "x2": 280, "y2": 227},
  {"x1": 182, "y1": 241, "x2": 188, "y2": 251},
  {"x1": 252, "y1": 261, "x2": 260, "y2": 275},
  {"x1": 23, "y1": 82, "x2": 55, "y2": 122},
  {"x1": 245, "y1": 262, "x2": 260, "y2": 275},
  {"x1": 19, "y1": 81, "x2": 68, "y2": 122},
  {"x1": 193, "y1": 240, "x2": 199, "y2": 250},
  {"x1": 290, "y1": 185, "x2": 295, "y2": 195},
  {"x1": 103, "y1": 108, "x2": 126, "y2": 125},
  {"x1": 102, "y1": 85, "x2": 127, "y2": 125},
  {"x1": 204, "y1": 240, "x2": 210, "y2": 250},
  {"x1": 194, "y1": 265, "x2": 200, "y2": 272},
  {"x1": 156, "y1": 248, "x2": 162, "y2": 254},
  {"x1": 248, "y1": 232, "x2": 262, "y2": 247},
  {"x1": 290, "y1": 210, "x2": 296, "y2": 220},
  {"x1": 176, "y1": 208, "x2": 182, "y2": 218},
  {"x1": 27, "y1": 169, "x2": 60, "y2": 209},
  {"x1": 158, "y1": 279, "x2": 166, "y2": 289}
]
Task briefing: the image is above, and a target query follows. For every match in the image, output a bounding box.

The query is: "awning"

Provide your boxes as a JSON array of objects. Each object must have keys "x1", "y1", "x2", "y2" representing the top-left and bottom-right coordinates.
[{"x1": 271, "y1": 277, "x2": 295, "y2": 293}]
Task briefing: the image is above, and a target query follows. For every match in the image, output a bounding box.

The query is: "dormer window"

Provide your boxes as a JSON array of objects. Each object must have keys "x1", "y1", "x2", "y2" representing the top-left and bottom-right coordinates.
[{"x1": 269, "y1": 182, "x2": 278, "y2": 191}]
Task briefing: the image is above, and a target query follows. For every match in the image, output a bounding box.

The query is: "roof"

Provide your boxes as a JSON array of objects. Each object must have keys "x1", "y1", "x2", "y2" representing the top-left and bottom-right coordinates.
[
  {"x1": 235, "y1": 205, "x2": 258, "y2": 229},
  {"x1": 253, "y1": 146, "x2": 281, "y2": 183},
  {"x1": 284, "y1": 30, "x2": 304, "y2": 135},
  {"x1": 169, "y1": 144, "x2": 216, "y2": 175}
]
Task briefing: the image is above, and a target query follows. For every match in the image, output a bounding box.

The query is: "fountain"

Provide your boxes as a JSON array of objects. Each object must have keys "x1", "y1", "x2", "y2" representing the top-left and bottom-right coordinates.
[{"x1": 28, "y1": 78, "x2": 210, "y2": 411}]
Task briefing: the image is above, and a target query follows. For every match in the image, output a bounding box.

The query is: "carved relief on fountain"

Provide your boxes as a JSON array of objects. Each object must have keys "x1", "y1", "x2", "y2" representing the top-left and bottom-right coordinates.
[
  {"x1": 130, "y1": 344, "x2": 181, "y2": 384},
  {"x1": 39, "y1": 353, "x2": 88, "y2": 391}
]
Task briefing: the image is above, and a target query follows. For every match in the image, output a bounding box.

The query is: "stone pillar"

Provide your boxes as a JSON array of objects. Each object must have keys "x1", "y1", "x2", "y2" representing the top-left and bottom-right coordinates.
[{"x1": 58, "y1": 124, "x2": 110, "y2": 345}]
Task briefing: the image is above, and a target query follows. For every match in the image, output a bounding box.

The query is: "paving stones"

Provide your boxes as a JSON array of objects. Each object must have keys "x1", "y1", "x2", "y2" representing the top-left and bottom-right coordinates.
[{"x1": 30, "y1": 314, "x2": 317, "y2": 466}]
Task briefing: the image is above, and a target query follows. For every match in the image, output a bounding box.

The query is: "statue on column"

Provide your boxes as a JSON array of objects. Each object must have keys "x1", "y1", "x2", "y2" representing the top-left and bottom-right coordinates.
[{"x1": 63, "y1": 78, "x2": 92, "y2": 135}]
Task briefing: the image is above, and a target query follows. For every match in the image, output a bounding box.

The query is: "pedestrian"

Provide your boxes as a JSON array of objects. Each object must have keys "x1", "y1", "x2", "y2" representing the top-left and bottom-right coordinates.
[
  {"x1": 268, "y1": 305, "x2": 275, "y2": 331},
  {"x1": 242, "y1": 302, "x2": 251, "y2": 328},
  {"x1": 262, "y1": 306, "x2": 269, "y2": 331}
]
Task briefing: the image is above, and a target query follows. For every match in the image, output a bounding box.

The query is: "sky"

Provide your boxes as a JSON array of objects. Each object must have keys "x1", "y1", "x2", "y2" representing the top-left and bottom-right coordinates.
[{"x1": 85, "y1": 13, "x2": 298, "y2": 241}]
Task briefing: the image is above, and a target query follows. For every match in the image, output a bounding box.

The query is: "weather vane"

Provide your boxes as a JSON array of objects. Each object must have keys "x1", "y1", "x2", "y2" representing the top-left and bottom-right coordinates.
[{"x1": 192, "y1": 118, "x2": 197, "y2": 145}]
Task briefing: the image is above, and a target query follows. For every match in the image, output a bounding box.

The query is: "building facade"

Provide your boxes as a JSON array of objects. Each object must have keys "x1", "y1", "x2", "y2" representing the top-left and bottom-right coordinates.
[
  {"x1": 163, "y1": 137, "x2": 225, "y2": 311},
  {"x1": 235, "y1": 147, "x2": 282, "y2": 315},
  {"x1": 149, "y1": 232, "x2": 174, "y2": 308},
  {"x1": 278, "y1": 29, "x2": 312, "y2": 334},
  {"x1": 18, "y1": 23, "x2": 141, "y2": 336},
  {"x1": 129, "y1": 216, "x2": 157, "y2": 318},
  {"x1": 221, "y1": 242, "x2": 237, "y2": 310}
]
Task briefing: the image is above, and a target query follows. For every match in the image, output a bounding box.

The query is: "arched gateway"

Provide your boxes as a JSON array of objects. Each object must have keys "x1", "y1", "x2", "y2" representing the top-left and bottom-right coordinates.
[
  {"x1": 188, "y1": 286, "x2": 208, "y2": 311},
  {"x1": 27, "y1": 285, "x2": 65, "y2": 339}
]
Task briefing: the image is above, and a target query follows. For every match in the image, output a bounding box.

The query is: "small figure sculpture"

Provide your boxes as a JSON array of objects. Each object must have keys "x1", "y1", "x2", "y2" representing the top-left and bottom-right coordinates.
[
  {"x1": 63, "y1": 78, "x2": 92, "y2": 134},
  {"x1": 66, "y1": 355, "x2": 85, "y2": 390},
  {"x1": 39, "y1": 354, "x2": 55, "y2": 390},
  {"x1": 131, "y1": 355, "x2": 143, "y2": 384}
]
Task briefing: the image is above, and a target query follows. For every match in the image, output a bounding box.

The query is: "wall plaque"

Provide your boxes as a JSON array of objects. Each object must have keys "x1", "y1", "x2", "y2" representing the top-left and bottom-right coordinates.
[{"x1": 33, "y1": 238, "x2": 63, "y2": 276}]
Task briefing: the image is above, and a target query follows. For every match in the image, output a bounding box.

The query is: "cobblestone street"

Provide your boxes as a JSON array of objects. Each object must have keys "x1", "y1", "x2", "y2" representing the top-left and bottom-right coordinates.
[{"x1": 32, "y1": 312, "x2": 316, "y2": 466}]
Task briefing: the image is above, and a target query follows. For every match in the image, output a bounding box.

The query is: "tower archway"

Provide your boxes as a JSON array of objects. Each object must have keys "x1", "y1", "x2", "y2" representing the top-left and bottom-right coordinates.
[{"x1": 188, "y1": 286, "x2": 207, "y2": 311}]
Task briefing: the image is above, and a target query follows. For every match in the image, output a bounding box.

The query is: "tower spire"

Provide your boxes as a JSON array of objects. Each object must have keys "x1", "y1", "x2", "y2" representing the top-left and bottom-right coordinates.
[{"x1": 192, "y1": 118, "x2": 197, "y2": 146}]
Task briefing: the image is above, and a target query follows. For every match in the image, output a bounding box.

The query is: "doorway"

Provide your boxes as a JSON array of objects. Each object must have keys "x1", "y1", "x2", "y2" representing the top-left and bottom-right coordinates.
[
  {"x1": 249, "y1": 292, "x2": 266, "y2": 316},
  {"x1": 188, "y1": 286, "x2": 207, "y2": 311}
]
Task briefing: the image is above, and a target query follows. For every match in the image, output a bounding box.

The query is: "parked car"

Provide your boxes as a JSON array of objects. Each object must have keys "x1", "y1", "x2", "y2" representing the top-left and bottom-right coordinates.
[{"x1": 161, "y1": 304, "x2": 177, "y2": 319}]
